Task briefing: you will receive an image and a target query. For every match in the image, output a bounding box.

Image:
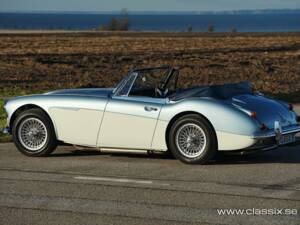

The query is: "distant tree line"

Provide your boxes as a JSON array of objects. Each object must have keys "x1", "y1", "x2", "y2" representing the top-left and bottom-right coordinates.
[
  {"x1": 187, "y1": 25, "x2": 237, "y2": 33},
  {"x1": 100, "y1": 9, "x2": 130, "y2": 31}
]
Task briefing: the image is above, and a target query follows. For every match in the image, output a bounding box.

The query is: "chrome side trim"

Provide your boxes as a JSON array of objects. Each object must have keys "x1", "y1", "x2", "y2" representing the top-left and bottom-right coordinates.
[
  {"x1": 252, "y1": 124, "x2": 300, "y2": 139},
  {"x1": 260, "y1": 145, "x2": 278, "y2": 151}
]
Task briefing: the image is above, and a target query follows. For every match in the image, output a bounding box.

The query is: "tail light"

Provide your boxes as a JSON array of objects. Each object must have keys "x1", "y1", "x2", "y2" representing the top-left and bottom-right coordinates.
[
  {"x1": 250, "y1": 111, "x2": 257, "y2": 119},
  {"x1": 288, "y1": 103, "x2": 293, "y2": 111}
]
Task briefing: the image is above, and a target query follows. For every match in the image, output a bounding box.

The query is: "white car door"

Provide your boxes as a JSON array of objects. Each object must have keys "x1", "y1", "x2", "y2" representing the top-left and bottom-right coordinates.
[{"x1": 97, "y1": 96, "x2": 165, "y2": 149}]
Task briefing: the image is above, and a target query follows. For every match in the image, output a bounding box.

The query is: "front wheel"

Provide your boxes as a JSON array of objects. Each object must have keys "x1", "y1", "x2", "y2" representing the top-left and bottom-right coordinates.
[
  {"x1": 12, "y1": 108, "x2": 58, "y2": 157},
  {"x1": 168, "y1": 114, "x2": 217, "y2": 164}
]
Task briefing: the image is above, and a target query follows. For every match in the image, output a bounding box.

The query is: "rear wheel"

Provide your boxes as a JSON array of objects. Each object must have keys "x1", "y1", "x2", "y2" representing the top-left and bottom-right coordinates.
[
  {"x1": 168, "y1": 114, "x2": 217, "y2": 164},
  {"x1": 12, "y1": 108, "x2": 57, "y2": 157}
]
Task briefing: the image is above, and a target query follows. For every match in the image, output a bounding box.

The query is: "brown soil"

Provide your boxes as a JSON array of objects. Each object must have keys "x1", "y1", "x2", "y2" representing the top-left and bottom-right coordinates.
[{"x1": 0, "y1": 32, "x2": 299, "y2": 93}]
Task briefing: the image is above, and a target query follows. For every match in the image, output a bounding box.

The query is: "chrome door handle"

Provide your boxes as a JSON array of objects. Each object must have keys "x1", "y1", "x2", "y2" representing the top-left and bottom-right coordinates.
[{"x1": 144, "y1": 106, "x2": 158, "y2": 112}]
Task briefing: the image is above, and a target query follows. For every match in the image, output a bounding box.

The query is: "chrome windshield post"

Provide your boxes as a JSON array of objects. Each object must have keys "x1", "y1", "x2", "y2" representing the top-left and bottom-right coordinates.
[{"x1": 113, "y1": 72, "x2": 138, "y2": 97}]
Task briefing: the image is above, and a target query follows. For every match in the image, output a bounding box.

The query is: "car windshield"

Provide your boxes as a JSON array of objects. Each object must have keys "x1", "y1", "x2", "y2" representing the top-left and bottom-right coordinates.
[
  {"x1": 130, "y1": 67, "x2": 180, "y2": 98},
  {"x1": 114, "y1": 67, "x2": 179, "y2": 98},
  {"x1": 129, "y1": 68, "x2": 169, "y2": 97}
]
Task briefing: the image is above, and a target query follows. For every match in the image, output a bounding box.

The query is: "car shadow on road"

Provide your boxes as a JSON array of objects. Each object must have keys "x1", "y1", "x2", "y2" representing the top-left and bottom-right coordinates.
[
  {"x1": 49, "y1": 146, "x2": 300, "y2": 165},
  {"x1": 49, "y1": 146, "x2": 174, "y2": 159},
  {"x1": 210, "y1": 148, "x2": 300, "y2": 165},
  {"x1": 49, "y1": 149, "x2": 103, "y2": 157},
  {"x1": 50, "y1": 147, "x2": 175, "y2": 160}
]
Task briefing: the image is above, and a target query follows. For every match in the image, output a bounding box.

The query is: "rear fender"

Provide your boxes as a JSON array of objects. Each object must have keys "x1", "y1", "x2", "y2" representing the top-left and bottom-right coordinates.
[{"x1": 151, "y1": 98, "x2": 259, "y2": 151}]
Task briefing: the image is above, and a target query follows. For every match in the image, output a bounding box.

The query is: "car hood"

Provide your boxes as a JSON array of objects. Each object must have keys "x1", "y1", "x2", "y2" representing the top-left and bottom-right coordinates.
[
  {"x1": 231, "y1": 94, "x2": 296, "y2": 129},
  {"x1": 45, "y1": 88, "x2": 114, "y2": 97}
]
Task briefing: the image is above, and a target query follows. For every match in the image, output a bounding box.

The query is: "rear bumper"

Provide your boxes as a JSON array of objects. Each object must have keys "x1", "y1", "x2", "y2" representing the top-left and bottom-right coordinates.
[
  {"x1": 226, "y1": 137, "x2": 300, "y2": 155},
  {"x1": 218, "y1": 123, "x2": 300, "y2": 152},
  {"x1": 248, "y1": 137, "x2": 300, "y2": 151},
  {"x1": 252, "y1": 124, "x2": 300, "y2": 139},
  {"x1": 247, "y1": 124, "x2": 300, "y2": 151}
]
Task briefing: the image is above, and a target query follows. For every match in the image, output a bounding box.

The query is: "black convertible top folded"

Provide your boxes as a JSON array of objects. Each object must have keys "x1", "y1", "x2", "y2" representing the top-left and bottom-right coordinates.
[{"x1": 169, "y1": 82, "x2": 252, "y2": 101}]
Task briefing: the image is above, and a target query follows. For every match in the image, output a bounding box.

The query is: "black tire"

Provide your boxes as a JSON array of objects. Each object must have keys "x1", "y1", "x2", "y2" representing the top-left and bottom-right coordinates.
[
  {"x1": 168, "y1": 114, "x2": 217, "y2": 164},
  {"x1": 12, "y1": 108, "x2": 57, "y2": 157}
]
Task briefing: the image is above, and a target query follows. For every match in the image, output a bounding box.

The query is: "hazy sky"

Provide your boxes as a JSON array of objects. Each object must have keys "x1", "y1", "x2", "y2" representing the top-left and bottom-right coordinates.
[{"x1": 1, "y1": 0, "x2": 300, "y2": 12}]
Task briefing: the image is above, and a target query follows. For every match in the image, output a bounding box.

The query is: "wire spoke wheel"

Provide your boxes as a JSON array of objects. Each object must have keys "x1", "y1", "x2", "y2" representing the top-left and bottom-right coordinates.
[
  {"x1": 18, "y1": 118, "x2": 48, "y2": 152},
  {"x1": 175, "y1": 123, "x2": 207, "y2": 158}
]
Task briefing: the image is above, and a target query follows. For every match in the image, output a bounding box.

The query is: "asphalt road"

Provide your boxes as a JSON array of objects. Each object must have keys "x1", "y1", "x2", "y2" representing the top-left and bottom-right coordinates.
[{"x1": 0, "y1": 143, "x2": 299, "y2": 225}]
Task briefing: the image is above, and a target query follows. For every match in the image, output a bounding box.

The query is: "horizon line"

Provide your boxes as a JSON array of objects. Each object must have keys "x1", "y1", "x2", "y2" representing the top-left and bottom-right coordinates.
[{"x1": 1, "y1": 8, "x2": 300, "y2": 15}]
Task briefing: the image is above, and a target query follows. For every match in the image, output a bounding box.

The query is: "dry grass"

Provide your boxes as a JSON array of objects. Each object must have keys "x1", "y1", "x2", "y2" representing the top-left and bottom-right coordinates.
[
  {"x1": 0, "y1": 100, "x2": 11, "y2": 142},
  {"x1": 0, "y1": 32, "x2": 299, "y2": 95}
]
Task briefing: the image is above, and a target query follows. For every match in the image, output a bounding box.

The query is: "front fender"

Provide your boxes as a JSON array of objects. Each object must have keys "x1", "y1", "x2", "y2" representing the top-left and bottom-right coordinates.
[{"x1": 4, "y1": 94, "x2": 108, "y2": 147}]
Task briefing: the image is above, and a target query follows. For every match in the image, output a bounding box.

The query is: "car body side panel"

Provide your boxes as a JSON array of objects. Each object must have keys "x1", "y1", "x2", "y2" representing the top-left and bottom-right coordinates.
[
  {"x1": 215, "y1": 131, "x2": 256, "y2": 150},
  {"x1": 160, "y1": 98, "x2": 259, "y2": 135},
  {"x1": 150, "y1": 121, "x2": 257, "y2": 151},
  {"x1": 98, "y1": 96, "x2": 164, "y2": 149},
  {"x1": 151, "y1": 120, "x2": 169, "y2": 151},
  {"x1": 151, "y1": 98, "x2": 260, "y2": 151},
  {"x1": 5, "y1": 95, "x2": 108, "y2": 147}
]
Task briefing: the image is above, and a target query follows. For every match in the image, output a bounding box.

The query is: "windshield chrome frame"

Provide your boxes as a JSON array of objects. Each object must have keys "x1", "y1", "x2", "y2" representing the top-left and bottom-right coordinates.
[
  {"x1": 113, "y1": 71, "x2": 138, "y2": 97},
  {"x1": 112, "y1": 66, "x2": 177, "y2": 98}
]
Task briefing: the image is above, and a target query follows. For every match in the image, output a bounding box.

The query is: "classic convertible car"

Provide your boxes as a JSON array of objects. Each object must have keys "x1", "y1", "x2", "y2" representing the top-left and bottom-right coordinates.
[{"x1": 2, "y1": 66, "x2": 300, "y2": 164}]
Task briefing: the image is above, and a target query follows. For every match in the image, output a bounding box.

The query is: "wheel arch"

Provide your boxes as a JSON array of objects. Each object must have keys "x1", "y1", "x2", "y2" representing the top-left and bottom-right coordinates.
[
  {"x1": 9, "y1": 104, "x2": 57, "y2": 138},
  {"x1": 165, "y1": 111, "x2": 218, "y2": 150}
]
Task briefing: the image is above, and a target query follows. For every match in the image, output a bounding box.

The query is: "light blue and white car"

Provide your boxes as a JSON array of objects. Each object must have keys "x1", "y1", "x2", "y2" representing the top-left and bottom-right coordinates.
[{"x1": 2, "y1": 67, "x2": 300, "y2": 164}]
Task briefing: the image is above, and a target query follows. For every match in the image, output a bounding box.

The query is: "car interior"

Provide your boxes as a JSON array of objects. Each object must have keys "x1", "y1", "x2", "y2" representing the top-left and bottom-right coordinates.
[
  {"x1": 129, "y1": 67, "x2": 179, "y2": 98},
  {"x1": 119, "y1": 66, "x2": 253, "y2": 100}
]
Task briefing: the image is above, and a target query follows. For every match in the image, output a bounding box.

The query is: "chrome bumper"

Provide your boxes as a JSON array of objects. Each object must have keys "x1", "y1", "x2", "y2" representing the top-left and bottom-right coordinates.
[
  {"x1": 252, "y1": 124, "x2": 300, "y2": 139},
  {"x1": 2, "y1": 127, "x2": 10, "y2": 134}
]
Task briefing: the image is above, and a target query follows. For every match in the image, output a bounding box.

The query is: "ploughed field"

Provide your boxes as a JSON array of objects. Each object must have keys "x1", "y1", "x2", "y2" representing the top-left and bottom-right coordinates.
[{"x1": 0, "y1": 32, "x2": 299, "y2": 96}]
